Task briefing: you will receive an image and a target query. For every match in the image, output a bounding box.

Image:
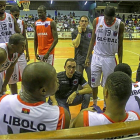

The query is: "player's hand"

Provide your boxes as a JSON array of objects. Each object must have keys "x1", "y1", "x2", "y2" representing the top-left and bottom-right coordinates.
[
  {"x1": 85, "y1": 58, "x2": 90, "y2": 67},
  {"x1": 78, "y1": 25, "x2": 82, "y2": 33},
  {"x1": 43, "y1": 53, "x2": 49, "y2": 62},
  {"x1": 36, "y1": 54, "x2": 40, "y2": 60},
  {"x1": 66, "y1": 92, "x2": 76, "y2": 104},
  {"x1": 26, "y1": 53, "x2": 30, "y2": 62}
]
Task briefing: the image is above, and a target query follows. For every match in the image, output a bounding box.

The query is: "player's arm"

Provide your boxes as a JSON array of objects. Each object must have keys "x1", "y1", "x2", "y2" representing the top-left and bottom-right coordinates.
[
  {"x1": 13, "y1": 16, "x2": 21, "y2": 33},
  {"x1": 63, "y1": 108, "x2": 70, "y2": 128},
  {"x1": 34, "y1": 23, "x2": 38, "y2": 57},
  {"x1": 2, "y1": 58, "x2": 18, "y2": 93},
  {"x1": 118, "y1": 21, "x2": 125, "y2": 64},
  {"x1": 85, "y1": 18, "x2": 96, "y2": 66},
  {"x1": 72, "y1": 26, "x2": 82, "y2": 48},
  {"x1": 49, "y1": 95, "x2": 58, "y2": 106},
  {"x1": 67, "y1": 76, "x2": 92, "y2": 104},
  {"x1": 23, "y1": 21, "x2": 30, "y2": 62},
  {"x1": 47, "y1": 20, "x2": 58, "y2": 55}
]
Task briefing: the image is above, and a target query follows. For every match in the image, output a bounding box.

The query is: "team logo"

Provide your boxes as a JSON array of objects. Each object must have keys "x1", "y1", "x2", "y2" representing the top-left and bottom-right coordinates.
[
  {"x1": 73, "y1": 79, "x2": 78, "y2": 85},
  {"x1": 134, "y1": 84, "x2": 139, "y2": 88},
  {"x1": 91, "y1": 77, "x2": 95, "y2": 83},
  {"x1": 99, "y1": 25, "x2": 103, "y2": 28},
  {"x1": 9, "y1": 23, "x2": 12, "y2": 28},
  {"x1": 8, "y1": 17, "x2": 11, "y2": 22},
  {"x1": 115, "y1": 25, "x2": 118, "y2": 29},
  {"x1": 97, "y1": 29, "x2": 103, "y2": 33},
  {"x1": 87, "y1": 33, "x2": 91, "y2": 38},
  {"x1": 21, "y1": 108, "x2": 30, "y2": 114},
  {"x1": 113, "y1": 31, "x2": 117, "y2": 36},
  {"x1": 45, "y1": 23, "x2": 48, "y2": 27}
]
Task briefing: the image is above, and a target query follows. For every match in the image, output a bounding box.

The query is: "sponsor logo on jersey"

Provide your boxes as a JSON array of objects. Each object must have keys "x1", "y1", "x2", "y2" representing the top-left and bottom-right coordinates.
[
  {"x1": 99, "y1": 25, "x2": 103, "y2": 28},
  {"x1": 45, "y1": 23, "x2": 48, "y2": 27},
  {"x1": 113, "y1": 31, "x2": 117, "y2": 36},
  {"x1": 21, "y1": 108, "x2": 30, "y2": 114},
  {"x1": 37, "y1": 33, "x2": 48, "y2": 36},
  {"x1": 73, "y1": 79, "x2": 78, "y2": 85},
  {"x1": 92, "y1": 77, "x2": 95, "y2": 83},
  {"x1": 9, "y1": 23, "x2": 12, "y2": 28},
  {"x1": 97, "y1": 36, "x2": 117, "y2": 43},
  {"x1": 87, "y1": 33, "x2": 91, "y2": 38}
]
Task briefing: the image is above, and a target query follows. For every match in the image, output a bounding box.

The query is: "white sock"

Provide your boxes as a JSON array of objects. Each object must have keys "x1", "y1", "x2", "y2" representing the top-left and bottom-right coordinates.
[
  {"x1": 104, "y1": 102, "x2": 106, "y2": 108},
  {"x1": 93, "y1": 99, "x2": 97, "y2": 105}
]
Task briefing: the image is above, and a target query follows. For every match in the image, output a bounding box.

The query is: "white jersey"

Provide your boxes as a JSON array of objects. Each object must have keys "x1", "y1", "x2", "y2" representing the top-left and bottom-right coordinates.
[
  {"x1": 94, "y1": 16, "x2": 121, "y2": 56},
  {"x1": 0, "y1": 13, "x2": 15, "y2": 43},
  {"x1": 0, "y1": 43, "x2": 19, "y2": 72},
  {"x1": 0, "y1": 94, "x2": 66, "y2": 135},
  {"x1": 126, "y1": 82, "x2": 140, "y2": 115},
  {"x1": 17, "y1": 19, "x2": 24, "y2": 34},
  {"x1": 83, "y1": 111, "x2": 140, "y2": 139}
]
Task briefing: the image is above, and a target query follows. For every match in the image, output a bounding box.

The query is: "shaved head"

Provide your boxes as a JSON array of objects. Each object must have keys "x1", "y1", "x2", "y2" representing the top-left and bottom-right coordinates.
[{"x1": 22, "y1": 62, "x2": 57, "y2": 95}]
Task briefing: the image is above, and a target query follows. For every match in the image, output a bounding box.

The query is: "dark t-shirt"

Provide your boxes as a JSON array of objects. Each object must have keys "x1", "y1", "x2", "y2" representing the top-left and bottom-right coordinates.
[
  {"x1": 55, "y1": 71, "x2": 87, "y2": 99},
  {"x1": 71, "y1": 28, "x2": 92, "y2": 65}
]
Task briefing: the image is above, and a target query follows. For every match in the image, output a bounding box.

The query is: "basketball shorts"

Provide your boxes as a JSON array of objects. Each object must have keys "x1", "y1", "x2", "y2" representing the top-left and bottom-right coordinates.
[
  {"x1": 8, "y1": 53, "x2": 27, "y2": 84},
  {"x1": 39, "y1": 54, "x2": 54, "y2": 66},
  {"x1": 91, "y1": 54, "x2": 117, "y2": 87}
]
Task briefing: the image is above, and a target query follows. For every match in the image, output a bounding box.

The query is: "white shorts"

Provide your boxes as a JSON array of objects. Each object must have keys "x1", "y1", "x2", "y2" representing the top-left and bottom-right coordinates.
[
  {"x1": 8, "y1": 53, "x2": 27, "y2": 84},
  {"x1": 39, "y1": 54, "x2": 54, "y2": 66},
  {"x1": 91, "y1": 54, "x2": 117, "y2": 87}
]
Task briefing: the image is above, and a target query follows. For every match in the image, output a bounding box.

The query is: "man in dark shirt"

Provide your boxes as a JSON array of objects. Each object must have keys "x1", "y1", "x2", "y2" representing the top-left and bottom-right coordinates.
[
  {"x1": 51, "y1": 58, "x2": 92, "y2": 115},
  {"x1": 71, "y1": 15, "x2": 92, "y2": 92}
]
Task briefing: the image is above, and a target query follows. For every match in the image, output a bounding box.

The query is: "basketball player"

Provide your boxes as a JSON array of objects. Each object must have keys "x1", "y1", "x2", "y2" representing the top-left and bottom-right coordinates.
[
  {"x1": 0, "y1": 62, "x2": 70, "y2": 135},
  {"x1": 0, "y1": 34, "x2": 26, "y2": 95},
  {"x1": 9, "y1": 5, "x2": 30, "y2": 94},
  {"x1": 85, "y1": 6, "x2": 125, "y2": 106},
  {"x1": 34, "y1": 5, "x2": 58, "y2": 65},
  {"x1": 114, "y1": 63, "x2": 140, "y2": 115},
  {"x1": 0, "y1": 1, "x2": 21, "y2": 95},
  {"x1": 72, "y1": 72, "x2": 140, "y2": 139}
]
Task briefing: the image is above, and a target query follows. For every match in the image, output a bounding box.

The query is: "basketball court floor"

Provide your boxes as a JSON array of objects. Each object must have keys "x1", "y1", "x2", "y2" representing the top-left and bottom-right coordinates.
[{"x1": 6, "y1": 39, "x2": 140, "y2": 119}]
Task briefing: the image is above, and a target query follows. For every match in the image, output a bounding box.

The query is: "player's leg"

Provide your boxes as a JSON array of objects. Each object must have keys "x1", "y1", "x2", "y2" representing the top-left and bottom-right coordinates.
[
  {"x1": 91, "y1": 54, "x2": 102, "y2": 105},
  {"x1": 18, "y1": 53, "x2": 27, "y2": 92}
]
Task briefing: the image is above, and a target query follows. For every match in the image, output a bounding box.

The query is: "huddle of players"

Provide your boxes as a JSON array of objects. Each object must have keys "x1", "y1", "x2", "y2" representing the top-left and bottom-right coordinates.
[{"x1": 0, "y1": 1, "x2": 140, "y2": 138}]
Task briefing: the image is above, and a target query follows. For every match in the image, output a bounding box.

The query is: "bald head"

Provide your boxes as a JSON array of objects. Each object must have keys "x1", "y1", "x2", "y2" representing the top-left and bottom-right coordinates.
[{"x1": 22, "y1": 62, "x2": 57, "y2": 94}]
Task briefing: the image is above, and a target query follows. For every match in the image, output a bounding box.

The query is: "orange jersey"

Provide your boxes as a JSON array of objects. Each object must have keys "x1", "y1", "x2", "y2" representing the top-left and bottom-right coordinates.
[{"x1": 35, "y1": 18, "x2": 54, "y2": 55}]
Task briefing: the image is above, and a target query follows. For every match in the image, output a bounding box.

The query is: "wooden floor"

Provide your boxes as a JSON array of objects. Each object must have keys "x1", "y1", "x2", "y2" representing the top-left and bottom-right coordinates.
[{"x1": 6, "y1": 39, "x2": 140, "y2": 119}]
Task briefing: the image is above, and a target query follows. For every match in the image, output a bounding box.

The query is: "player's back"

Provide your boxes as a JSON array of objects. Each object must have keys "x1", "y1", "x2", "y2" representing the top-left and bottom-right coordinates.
[
  {"x1": 0, "y1": 94, "x2": 65, "y2": 135},
  {"x1": 125, "y1": 82, "x2": 140, "y2": 115}
]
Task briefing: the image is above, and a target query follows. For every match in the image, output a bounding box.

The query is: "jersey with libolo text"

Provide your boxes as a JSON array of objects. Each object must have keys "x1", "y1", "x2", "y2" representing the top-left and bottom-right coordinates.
[
  {"x1": 83, "y1": 111, "x2": 140, "y2": 139},
  {"x1": 0, "y1": 94, "x2": 66, "y2": 135},
  {"x1": 94, "y1": 16, "x2": 121, "y2": 56},
  {"x1": 0, "y1": 13, "x2": 15, "y2": 43},
  {"x1": 126, "y1": 82, "x2": 140, "y2": 115},
  {"x1": 35, "y1": 18, "x2": 54, "y2": 55}
]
